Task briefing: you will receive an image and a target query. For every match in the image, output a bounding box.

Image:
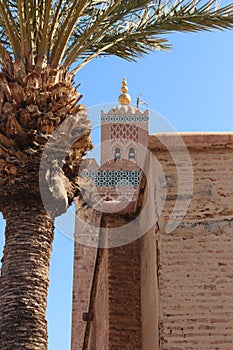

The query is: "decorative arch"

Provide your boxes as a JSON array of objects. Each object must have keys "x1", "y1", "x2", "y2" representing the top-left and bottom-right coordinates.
[
  {"x1": 128, "y1": 147, "x2": 135, "y2": 160},
  {"x1": 113, "y1": 146, "x2": 121, "y2": 161},
  {"x1": 126, "y1": 143, "x2": 137, "y2": 161}
]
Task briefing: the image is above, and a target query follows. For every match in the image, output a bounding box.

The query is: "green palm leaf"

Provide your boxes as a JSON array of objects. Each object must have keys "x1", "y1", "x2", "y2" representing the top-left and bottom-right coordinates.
[{"x1": 0, "y1": 0, "x2": 232, "y2": 71}]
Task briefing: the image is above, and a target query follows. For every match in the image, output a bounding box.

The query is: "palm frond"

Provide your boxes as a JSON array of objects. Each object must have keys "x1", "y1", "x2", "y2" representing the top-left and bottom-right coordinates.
[
  {"x1": 0, "y1": 0, "x2": 20, "y2": 57},
  {"x1": 0, "y1": 0, "x2": 232, "y2": 71},
  {"x1": 63, "y1": 0, "x2": 233, "y2": 69},
  {"x1": 37, "y1": 0, "x2": 53, "y2": 57},
  {"x1": 50, "y1": 0, "x2": 88, "y2": 67}
]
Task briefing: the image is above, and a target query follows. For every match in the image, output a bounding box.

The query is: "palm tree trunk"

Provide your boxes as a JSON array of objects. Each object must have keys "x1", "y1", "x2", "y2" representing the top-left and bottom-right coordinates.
[{"x1": 0, "y1": 197, "x2": 54, "y2": 350}]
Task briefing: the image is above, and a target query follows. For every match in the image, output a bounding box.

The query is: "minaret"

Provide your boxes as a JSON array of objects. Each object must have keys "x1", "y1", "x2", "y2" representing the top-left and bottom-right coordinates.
[
  {"x1": 71, "y1": 79, "x2": 149, "y2": 350},
  {"x1": 100, "y1": 78, "x2": 149, "y2": 171}
]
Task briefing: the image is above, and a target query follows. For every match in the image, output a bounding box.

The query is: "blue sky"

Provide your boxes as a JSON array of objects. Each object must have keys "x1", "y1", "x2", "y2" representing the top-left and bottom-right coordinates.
[{"x1": 0, "y1": 27, "x2": 233, "y2": 350}]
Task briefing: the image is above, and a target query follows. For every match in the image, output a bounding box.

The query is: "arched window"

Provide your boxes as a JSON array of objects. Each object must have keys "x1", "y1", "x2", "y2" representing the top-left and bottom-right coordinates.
[
  {"x1": 114, "y1": 147, "x2": 121, "y2": 161},
  {"x1": 128, "y1": 147, "x2": 135, "y2": 160}
]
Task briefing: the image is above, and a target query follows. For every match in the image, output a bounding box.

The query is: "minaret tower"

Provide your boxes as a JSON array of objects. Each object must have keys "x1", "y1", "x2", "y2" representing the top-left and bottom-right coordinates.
[
  {"x1": 79, "y1": 78, "x2": 149, "y2": 207},
  {"x1": 100, "y1": 78, "x2": 149, "y2": 171}
]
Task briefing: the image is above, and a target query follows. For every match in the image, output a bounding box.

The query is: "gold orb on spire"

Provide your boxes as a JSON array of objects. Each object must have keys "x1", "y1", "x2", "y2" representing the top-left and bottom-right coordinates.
[{"x1": 118, "y1": 77, "x2": 131, "y2": 105}]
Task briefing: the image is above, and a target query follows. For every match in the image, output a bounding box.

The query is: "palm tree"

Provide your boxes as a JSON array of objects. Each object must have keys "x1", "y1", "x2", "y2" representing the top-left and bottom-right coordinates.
[{"x1": 0, "y1": 0, "x2": 232, "y2": 349}]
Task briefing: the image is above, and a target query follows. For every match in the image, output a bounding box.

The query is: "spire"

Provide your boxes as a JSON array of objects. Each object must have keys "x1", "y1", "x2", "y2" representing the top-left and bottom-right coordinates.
[{"x1": 118, "y1": 77, "x2": 131, "y2": 105}]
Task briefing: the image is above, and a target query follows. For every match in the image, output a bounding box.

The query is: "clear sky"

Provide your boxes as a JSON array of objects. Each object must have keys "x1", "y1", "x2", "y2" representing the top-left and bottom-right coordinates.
[{"x1": 0, "y1": 27, "x2": 233, "y2": 350}]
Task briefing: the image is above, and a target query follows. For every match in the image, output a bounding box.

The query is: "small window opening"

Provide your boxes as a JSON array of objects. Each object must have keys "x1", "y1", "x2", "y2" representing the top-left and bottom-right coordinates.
[
  {"x1": 128, "y1": 147, "x2": 135, "y2": 160},
  {"x1": 114, "y1": 148, "x2": 121, "y2": 161}
]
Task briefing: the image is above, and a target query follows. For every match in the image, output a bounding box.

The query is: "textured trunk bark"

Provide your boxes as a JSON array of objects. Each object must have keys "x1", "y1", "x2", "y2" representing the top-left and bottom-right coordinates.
[{"x1": 0, "y1": 197, "x2": 54, "y2": 350}]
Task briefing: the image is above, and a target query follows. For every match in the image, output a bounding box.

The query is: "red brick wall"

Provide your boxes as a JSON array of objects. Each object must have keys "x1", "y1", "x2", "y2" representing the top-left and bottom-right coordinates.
[
  {"x1": 83, "y1": 239, "x2": 142, "y2": 350},
  {"x1": 86, "y1": 248, "x2": 109, "y2": 350},
  {"x1": 71, "y1": 203, "x2": 101, "y2": 350},
  {"x1": 72, "y1": 214, "x2": 142, "y2": 350},
  {"x1": 71, "y1": 242, "x2": 97, "y2": 350},
  {"x1": 108, "y1": 239, "x2": 142, "y2": 349}
]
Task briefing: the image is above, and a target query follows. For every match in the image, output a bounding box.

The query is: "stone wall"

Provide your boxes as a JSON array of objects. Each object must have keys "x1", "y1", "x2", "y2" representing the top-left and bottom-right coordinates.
[{"x1": 145, "y1": 133, "x2": 233, "y2": 350}]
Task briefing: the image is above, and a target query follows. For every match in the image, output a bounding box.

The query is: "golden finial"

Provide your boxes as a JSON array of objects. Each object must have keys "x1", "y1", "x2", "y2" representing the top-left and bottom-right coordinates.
[{"x1": 118, "y1": 77, "x2": 131, "y2": 105}]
